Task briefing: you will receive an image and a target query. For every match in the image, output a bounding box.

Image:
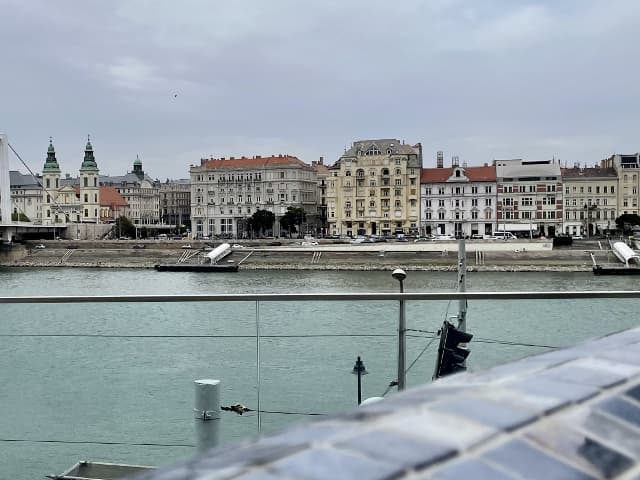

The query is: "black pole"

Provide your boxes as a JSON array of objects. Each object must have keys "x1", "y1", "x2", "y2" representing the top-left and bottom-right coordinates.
[{"x1": 353, "y1": 356, "x2": 366, "y2": 405}]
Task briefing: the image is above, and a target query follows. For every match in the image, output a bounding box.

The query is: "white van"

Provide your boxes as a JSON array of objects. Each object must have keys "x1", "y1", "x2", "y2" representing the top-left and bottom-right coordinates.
[{"x1": 491, "y1": 232, "x2": 517, "y2": 240}]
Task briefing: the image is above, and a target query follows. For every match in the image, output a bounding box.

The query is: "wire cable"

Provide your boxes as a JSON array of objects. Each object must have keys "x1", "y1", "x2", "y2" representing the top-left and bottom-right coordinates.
[{"x1": 0, "y1": 438, "x2": 195, "y2": 448}]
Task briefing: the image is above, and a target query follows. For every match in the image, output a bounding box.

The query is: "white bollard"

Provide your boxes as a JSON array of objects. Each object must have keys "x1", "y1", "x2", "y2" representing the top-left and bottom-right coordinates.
[{"x1": 194, "y1": 379, "x2": 220, "y2": 452}]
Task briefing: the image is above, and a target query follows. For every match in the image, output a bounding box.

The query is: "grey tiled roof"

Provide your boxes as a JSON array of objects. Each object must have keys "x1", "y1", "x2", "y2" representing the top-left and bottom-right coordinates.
[
  {"x1": 9, "y1": 170, "x2": 41, "y2": 188},
  {"x1": 131, "y1": 327, "x2": 640, "y2": 480}
]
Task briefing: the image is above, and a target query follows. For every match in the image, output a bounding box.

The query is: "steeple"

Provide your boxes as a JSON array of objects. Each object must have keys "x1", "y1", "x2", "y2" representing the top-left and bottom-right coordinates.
[
  {"x1": 133, "y1": 154, "x2": 144, "y2": 178},
  {"x1": 43, "y1": 137, "x2": 61, "y2": 173},
  {"x1": 80, "y1": 134, "x2": 99, "y2": 172}
]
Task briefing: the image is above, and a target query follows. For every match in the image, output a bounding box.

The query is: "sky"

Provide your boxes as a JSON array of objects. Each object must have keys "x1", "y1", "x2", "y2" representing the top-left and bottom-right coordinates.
[{"x1": 2, "y1": 0, "x2": 640, "y2": 179}]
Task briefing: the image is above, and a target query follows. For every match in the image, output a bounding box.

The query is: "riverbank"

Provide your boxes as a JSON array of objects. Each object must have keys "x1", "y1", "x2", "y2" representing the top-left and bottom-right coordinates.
[{"x1": 0, "y1": 239, "x2": 605, "y2": 272}]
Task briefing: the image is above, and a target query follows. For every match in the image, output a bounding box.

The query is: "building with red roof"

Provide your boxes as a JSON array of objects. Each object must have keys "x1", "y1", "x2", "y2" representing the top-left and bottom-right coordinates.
[
  {"x1": 420, "y1": 152, "x2": 497, "y2": 238},
  {"x1": 190, "y1": 154, "x2": 318, "y2": 239}
]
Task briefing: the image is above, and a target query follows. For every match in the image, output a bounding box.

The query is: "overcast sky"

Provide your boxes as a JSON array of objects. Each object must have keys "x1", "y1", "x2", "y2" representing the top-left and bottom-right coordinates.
[{"x1": 3, "y1": 0, "x2": 639, "y2": 179}]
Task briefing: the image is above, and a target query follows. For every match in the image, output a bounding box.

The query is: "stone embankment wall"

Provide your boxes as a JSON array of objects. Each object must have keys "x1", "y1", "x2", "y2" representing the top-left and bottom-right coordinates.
[{"x1": 0, "y1": 240, "x2": 605, "y2": 271}]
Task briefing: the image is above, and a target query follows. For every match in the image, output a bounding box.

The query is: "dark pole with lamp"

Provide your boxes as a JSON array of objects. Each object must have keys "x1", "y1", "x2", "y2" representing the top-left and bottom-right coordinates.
[{"x1": 351, "y1": 356, "x2": 368, "y2": 405}]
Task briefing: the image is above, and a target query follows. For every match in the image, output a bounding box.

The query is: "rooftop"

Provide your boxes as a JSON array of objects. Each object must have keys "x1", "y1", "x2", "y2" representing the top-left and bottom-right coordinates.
[
  {"x1": 421, "y1": 165, "x2": 497, "y2": 183},
  {"x1": 199, "y1": 155, "x2": 312, "y2": 170},
  {"x1": 135, "y1": 326, "x2": 640, "y2": 480}
]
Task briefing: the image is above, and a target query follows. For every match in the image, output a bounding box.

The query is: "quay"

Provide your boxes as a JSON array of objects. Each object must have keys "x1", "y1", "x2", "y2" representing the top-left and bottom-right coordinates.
[{"x1": 0, "y1": 238, "x2": 617, "y2": 272}]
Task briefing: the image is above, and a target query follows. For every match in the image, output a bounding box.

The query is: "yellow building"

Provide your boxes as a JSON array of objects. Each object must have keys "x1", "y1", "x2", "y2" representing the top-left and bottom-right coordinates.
[{"x1": 327, "y1": 139, "x2": 422, "y2": 237}]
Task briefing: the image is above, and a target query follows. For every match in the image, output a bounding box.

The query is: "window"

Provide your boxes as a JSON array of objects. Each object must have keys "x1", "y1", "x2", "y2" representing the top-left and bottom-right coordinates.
[
  {"x1": 425, "y1": 187, "x2": 431, "y2": 195},
  {"x1": 472, "y1": 186, "x2": 478, "y2": 194},
  {"x1": 485, "y1": 186, "x2": 492, "y2": 194},
  {"x1": 438, "y1": 187, "x2": 445, "y2": 195},
  {"x1": 94, "y1": 178, "x2": 97, "y2": 187},
  {"x1": 83, "y1": 177, "x2": 88, "y2": 187},
  {"x1": 345, "y1": 171, "x2": 351, "y2": 176},
  {"x1": 46, "y1": 179, "x2": 50, "y2": 188},
  {"x1": 486, "y1": 198, "x2": 492, "y2": 206},
  {"x1": 84, "y1": 194, "x2": 88, "y2": 203}
]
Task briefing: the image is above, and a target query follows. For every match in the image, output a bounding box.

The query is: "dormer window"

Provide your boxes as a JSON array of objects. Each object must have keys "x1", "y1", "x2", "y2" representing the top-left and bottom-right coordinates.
[
  {"x1": 345, "y1": 171, "x2": 351, "y2": 176},
  {"x1": 365, "y1": 146, "x2": 381, "y2": 156},
  {"x1": 455, "y1": 170, "x2": 461, "y2": 177},
  {"x1": 386, "y1": 149, "x2": 392, "y2": 154}
]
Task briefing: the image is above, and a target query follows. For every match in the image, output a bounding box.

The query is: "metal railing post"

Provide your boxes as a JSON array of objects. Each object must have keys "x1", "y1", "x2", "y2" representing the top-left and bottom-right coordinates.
[{"x1": 255, "y1": 299, "x2": 261, "y2": 433}]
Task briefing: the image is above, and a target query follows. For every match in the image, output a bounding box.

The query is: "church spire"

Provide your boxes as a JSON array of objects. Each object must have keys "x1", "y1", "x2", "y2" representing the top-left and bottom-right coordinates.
[
  {"x1": 80, "y1": 134, "x2": 99, "y2": 172},
  {"x1": 43, "y1": 137, "x2": 61, "y2": 173},
  {"x1": 133, "y1": 154, "x2": 144, "y2": 178}
]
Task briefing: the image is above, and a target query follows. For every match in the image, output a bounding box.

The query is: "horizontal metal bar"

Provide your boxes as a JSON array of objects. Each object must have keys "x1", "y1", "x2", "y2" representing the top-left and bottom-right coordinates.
[{"x1": 0, "y1": 291, "x2": 640, "y2": 304}]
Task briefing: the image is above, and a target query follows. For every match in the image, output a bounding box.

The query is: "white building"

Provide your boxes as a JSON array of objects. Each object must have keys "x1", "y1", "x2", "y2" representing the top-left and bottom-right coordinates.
[
  {"x1": 420, "y1": 154, "x2": 497, "y2": 237},
  {"x1": 9, "y1": 171, "x2": 42, "y2": 222},
  {"x1": 190, "y1": 154, "x2": 318, "y2": 239}
]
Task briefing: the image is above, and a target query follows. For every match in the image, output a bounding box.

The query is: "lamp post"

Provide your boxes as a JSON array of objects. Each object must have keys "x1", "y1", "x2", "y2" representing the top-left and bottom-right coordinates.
[
  {"x1": 351, "y1": 356, "x2": 368, "y2": 405},
  {"x1": 392, "y1": 268, "x2": 407, "y2": 391}
]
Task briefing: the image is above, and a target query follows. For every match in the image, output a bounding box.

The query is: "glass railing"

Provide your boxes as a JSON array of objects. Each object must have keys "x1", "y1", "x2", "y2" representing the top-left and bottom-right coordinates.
[{"x1": 1, "y1": 290, "x2": 639, "y2": 478}]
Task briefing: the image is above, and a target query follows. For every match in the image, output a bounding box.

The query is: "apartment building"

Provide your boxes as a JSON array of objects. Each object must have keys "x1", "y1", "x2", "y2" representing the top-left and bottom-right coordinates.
[
  {"x1": 311, "y1": 157, "x2": 330, "y2": 237},
  {"x1": 602, "y1": 153, "x2": 640, "y2": 217},
  {"x1": 326, "y1": 139, "x2": 422, "y2": 237},
  {"x1": 494, "y1": 159, "x2": 562, "y2": 237},
  {"x1": 9, "y1": 171, "x2": 42, "y2": 222},
  {"x1": 190, "y1": 154, "x2": 318, "y2": 239},
  {"x1": 561, "y1": 166, "x2": 618, "y2": 236},
  {"x1": 159, "y1": 179, "x2": 191, "y2": 228},
  {"x1": 421, "y1": 153, "x2": 497, "y2": 238}
]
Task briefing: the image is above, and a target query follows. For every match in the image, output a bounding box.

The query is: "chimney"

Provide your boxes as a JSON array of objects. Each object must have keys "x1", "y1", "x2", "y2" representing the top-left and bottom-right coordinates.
[
  {"x1": 416, "y1": 143, "x2": 423, "y2": 164},
  {"x1": 221, "y1": 157, "x2": 225, "y2": 160},
  {"x1": 230, "y1": 156, "x2": 235, "y2": 160},
  {"x1": 463, "y1": 161, "x2": 467, "y2": 168},
  {"x1": 319, "y1": 156, "x2": 324, "y2": 165},
  {"x1": 483, "y1": 163, "x2": 488, "y2": 167},
  {"x1": 200, "y1": 158, "x2": 205, "y2": 166},
  {"x1": 437, "y1": 151, "x2": 444, "y2": 168},
  {"x1": 452, "y1": 156, "x2": 459, "y2": 167}
]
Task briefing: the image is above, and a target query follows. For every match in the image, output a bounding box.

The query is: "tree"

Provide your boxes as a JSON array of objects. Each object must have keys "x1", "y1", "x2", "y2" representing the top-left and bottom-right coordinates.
[
  {"x1": 11, "y1": 212, "x2": 30, "y2": 222},
  {"x1": 615, "y1": 214, "x2": 640, "y2": 233},
  {"x1": 113, "y1": 216, "x2": 136, "y2": 238},
  {"x1": 248, "y1": 209, "x2": 275, "y2": 237},
  {"x1": 280, "y1": 207, "x2": 306, "y2": 238}
]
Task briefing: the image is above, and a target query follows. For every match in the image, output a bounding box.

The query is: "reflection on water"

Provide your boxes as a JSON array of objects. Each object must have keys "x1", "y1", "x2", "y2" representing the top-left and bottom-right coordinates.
[{"x1": 1, "y1": 268, "x2": 638, "y2": 479}]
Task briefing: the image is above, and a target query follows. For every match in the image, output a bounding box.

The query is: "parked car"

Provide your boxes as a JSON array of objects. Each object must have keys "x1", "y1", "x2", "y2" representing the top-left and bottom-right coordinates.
[
  {"x1": 181, "y1": 244, "x2": 192, "y2": 249},
  {"x1": 34, "y1": 244, "x2": 46, "y2": 249},
  {"x1": 433, "y1": 235, "x2": 455, "y2": 241},
  {"x1": 471, "y1": 234, "x2": 484, "y2": 240},
  {"x1": 132, "y1": 244, "x2": 146, "y2": 249},
  {"x1": 301, "y1": 241, "x2": 319, "y2": 246},
  {"x1": 414, "y1": 236, "x2": 432, "y2": 242},
  {"x1": 231, "y1": 244, "x2": 246, "y2": 249},
  {"x1": 572, "y1": 235, "x2": 584, "y2": 240},
  {"x1": 351, "y1": 236, "x2": 367, "y2": 244}
]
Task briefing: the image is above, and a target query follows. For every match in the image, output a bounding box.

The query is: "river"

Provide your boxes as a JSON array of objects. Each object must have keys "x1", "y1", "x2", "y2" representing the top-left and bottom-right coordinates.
[{"x1": 1, "y1": 268, "x2": 639, "y2": 479}]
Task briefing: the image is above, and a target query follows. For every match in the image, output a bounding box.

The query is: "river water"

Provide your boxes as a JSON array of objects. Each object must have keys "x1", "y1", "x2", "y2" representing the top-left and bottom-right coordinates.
[{"x1": 1, "y1": 268, "x2": 639, "y2": 479}]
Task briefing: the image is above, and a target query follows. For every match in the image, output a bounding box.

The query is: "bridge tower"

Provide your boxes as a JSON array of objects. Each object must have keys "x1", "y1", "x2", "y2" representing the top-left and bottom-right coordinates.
[{"x1": 0, "y1": 134, "x2": 13, "y2": 243}]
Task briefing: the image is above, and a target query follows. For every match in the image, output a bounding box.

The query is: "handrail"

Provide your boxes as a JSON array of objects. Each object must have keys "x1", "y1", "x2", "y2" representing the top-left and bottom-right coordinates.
[{"x1": 1, "y1": 290, "x2": 640, "y2": 304}]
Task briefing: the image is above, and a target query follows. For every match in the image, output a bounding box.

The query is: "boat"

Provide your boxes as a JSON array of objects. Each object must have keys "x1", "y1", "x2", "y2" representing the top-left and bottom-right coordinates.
[
  {"x1": 591, "y1": 243, "x2": 640, "y2": 275},
  {"x1": 155, "y1": 263, "x2": 238, "y2": 272},
  {"x1": 155, "y1": 242, "x2": 239, "y2": 272}
]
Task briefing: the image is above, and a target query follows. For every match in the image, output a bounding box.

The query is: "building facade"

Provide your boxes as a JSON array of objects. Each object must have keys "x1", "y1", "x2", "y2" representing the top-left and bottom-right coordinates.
[
  {"x1": 40, "y1": 138, "x2": 101, "y2": 225},
  {"x1": 561, "y1": 167, "x2": 618, "y2": 236},
  {"x1": 326, "y1": 139, "x2": 422, "y2": 237},
  {"x1": 160, "y1": 179, "x2": 191, "y2": 229},
  {"x1": 602, "y1": 153, "x2": 640, "y2": 217},
  {"x1": 311, "y1": 157, "x2": 329, "y2": 237},
  {"x1": 190, "y1": 155, "x2": 318, "y2": 239},
  {"x1": 421, "y1": 153, "x2": 497, "y2": 238},
  {"x1": 9, "y1": 171, "x2": 42, "y2": 222},
  {"x1": 494, "y1": 159, "x2": 563, "y2": 237},
  {"x1": 99, "y1": 157, "x2": 160, "y2": 225}
]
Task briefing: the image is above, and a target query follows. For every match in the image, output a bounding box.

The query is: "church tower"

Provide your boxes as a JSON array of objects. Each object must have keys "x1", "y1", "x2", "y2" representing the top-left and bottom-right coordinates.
[
  {"x1": 79, "y1": 136, "x2": 100, "y2": 223},
  {"x1": 42, "y1": 138, "x2": 61, "y2": 224},
  {"x1": 133, "y1": 154, "x2": 144, "y2": 179}
]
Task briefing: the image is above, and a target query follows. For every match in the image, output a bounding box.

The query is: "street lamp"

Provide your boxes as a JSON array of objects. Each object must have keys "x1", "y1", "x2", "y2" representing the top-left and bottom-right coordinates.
[
  {"x1": 351, "y1": 356, "x2": 368, "y2": 405},
  {"x1": 391, "y1": 268, "x2": 407, "y2": 391}
]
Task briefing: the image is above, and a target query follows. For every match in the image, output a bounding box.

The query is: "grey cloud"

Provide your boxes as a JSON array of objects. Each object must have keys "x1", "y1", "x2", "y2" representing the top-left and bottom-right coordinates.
[{"x1": 2, "y1": 0, "x2": 639, "y2": 178}]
